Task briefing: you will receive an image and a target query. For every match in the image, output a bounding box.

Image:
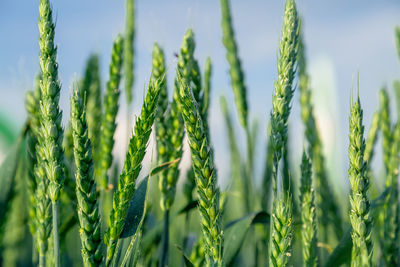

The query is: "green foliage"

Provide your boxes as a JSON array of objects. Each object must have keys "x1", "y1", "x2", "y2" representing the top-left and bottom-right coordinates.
[
  {"x1": 223, "y1": 211, "x2": 270, "y2": 265},
  {"x1": 4, "y1": 0, "x2": 400, "y2": 266}
]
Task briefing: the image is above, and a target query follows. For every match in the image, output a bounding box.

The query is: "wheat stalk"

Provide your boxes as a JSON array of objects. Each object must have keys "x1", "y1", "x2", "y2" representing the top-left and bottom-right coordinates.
[
  {"x1": 70, "y1": 87, "x2": 103, "y2": 267},
  {"x1": 269, "y1": 0, "x2": 299, "y2": 195},
  {"x1": 97, "y1": 35, "x2": 124, "y2": 190},
  {"x1": 348, "y1": 96, "x2": 373, "y2": 267},
  {"x1": 177, "y1": 73, "x2": 223, "y2": 266},
  {"x1": 37, "y1": 0, "x2": 65, "y2": 265},
  {"x1": 298, "y1": 23, "x2": 343, "y2": 241},
  {"x1": 104, "y1": 77, "x2": 161, "y2": 265},
  {"x1": 300, "y1": 151, "x2": 317, "y2": 267}
]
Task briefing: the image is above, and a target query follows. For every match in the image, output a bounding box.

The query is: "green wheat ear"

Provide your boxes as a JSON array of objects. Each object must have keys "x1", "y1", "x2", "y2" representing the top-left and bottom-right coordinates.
[
  {"x1": 201, "y1": 57, "x2": 212, "y2": 121},
  {"x1": 364, "y1": 111, "x2": 380, "y2": 165},
  {"x1": 269, "y1": 192, "x2": 293, "y2": 267},
  {"x1": 97, "y1": 35, "x2": 124, "y2": 190},
  {"x1": 300, "y1": 151, "x2": 317, "y2": 267},
  {"x1": 382, "y1": 122, "x2": 400, "y2": 266},
  {"x1": 348, "y1": 96, "x2": 373, "y2": 267},
  {"x1": 298, "y1": 20, "x2": 343, "y2": 240},
  {"x1": 379, "y1": 87, "x2": 392, "y2": 172},
  {"x1": 177, "y1": 73, "x2": 223, "y2": 266},
  {"x1": 81, "y1": 54, "x2": 102, "y2": 160},
  {"x1": 151, "y1": 42, "x2": 176, "y2": 211},
  {"x1": 124, "y1": 0, "x2": 135, "y2": 105},
  {"x1": 38, "y1": 0, "x2": 65, "y2": 203},
  {"x1": 104, "y1": 77, "x2": 161, "y2": 265},
  {"x1": 37, "y1": 0, "x2": 65, "y2": 265},
  {"x1": 220, "y1": 0, "x2": 248, "y2": 128},
  {"x1": 70, "y1": 87, "x2": 103, "y2": 267},
  {"x1": 268, "y1": 0, "x2": 298, "y2": 265}
]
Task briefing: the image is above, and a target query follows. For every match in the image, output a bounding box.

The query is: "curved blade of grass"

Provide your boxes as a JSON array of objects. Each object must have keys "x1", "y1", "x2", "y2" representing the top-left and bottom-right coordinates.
[
  {"x1": 0, "y1": 130, "x2": 25, "y2": 228},
  {"x1": 0, "y1": 110, "x2": 18, "y2": 146},
  {"x1": 120, "y1": 158, "x2": 179, "y2": 239},
  {"x1": 175, "y1": 245, "x2": 195, "y2": 267},
  {"x1": 120, "y1": 176, "x2": 149, "y2": 238},
  {"x1": 223, "y1": 211, "x2": 270, "y2": 265}
]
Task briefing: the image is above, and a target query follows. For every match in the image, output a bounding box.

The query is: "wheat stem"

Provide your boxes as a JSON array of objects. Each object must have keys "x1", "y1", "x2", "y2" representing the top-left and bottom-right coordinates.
[
  {"x1": 300, "y1": 151, "x2": 318, "y2": 267},
  {"x1": 104, "y1": 77, "x2": 161, "y2": 265},
  {"x1": 268, "y1": 0, "x2": 299, "y2": 265},
  {"x1": 37, "y1": 1, "x2": 65, "y2": 265}
]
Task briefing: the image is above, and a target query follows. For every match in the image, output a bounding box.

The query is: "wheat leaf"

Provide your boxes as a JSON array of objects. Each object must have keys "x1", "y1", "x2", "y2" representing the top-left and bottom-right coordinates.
[{"x1": 223, "y1": 211, "x2": 270, "y2": 265}]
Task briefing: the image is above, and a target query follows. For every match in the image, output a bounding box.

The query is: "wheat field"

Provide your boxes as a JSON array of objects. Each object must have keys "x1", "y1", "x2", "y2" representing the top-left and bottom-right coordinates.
[{"x1": 0, "y1": 0, "x2": 400, "y2": 266}]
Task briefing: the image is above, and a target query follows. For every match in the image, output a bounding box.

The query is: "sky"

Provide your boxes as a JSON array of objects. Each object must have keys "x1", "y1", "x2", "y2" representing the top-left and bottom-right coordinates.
[{"x1": 0, "y1": 0, "x2": 399, "y2": 192}]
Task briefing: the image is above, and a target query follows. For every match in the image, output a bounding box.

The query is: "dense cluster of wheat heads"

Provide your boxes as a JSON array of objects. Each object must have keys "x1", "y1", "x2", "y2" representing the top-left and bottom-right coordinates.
[{"x1": 2, "y1": 0, "x2": 400, "y2": 266}]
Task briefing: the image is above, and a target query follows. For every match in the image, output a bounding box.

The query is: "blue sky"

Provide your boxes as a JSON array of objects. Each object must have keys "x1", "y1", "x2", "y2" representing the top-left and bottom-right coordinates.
[{"x1": 1, "y1": 0, "x2": 399, "y2": 190}]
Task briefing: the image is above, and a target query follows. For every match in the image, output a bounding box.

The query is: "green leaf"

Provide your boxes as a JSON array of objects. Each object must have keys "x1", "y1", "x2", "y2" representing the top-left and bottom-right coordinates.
[
  {"x1": 0, "y1": 136, "x2": 25, "y2": 226},
  {"x1": 150, "y1": 158, "x2": 180, "y2": 176},
  {"x1": 324, "y1": 229, "x2": 351, "y2": 267},
  {"x1": 175, "y1": 245, "x2": 195, "y2": 267},
  {"x1": 0, "y1": 110, "x2": 19, "y2": 146},
  {"x1": 223, "y1": 211, "x2": 270, "y2": 265},
  {"x1": 324, "y1": 187, "x2": 391, "y2": 267},
  {"x1": 141, "y1": 200, "x2": 198, "y2": 254},
  {"x1": 120, "y1": 176, "x2": 149, "y2": 238}
]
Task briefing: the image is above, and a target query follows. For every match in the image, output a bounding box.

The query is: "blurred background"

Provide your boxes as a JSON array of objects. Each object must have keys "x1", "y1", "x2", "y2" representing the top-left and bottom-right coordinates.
[{"x1": 1, "y1": 0, "x2": 400, "y2": 194}]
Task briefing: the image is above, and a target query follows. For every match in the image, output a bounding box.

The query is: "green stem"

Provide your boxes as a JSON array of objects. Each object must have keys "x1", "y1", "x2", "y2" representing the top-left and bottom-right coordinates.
[
  {"x1": 244, "y1": 126, "x2": 254, "y2": 213},
  {"x1": 52, "y1": 201, "x2": 60, "y2": 267},
  {"x1": 121, "y1": 230, "x2": 141, "y2": 266},
  {"x1": 160, "y1": 209, "x2": 170, "y2": 267},
  {"x1": 39, "y1": 245, "x2": 45, "y2": 267}
]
